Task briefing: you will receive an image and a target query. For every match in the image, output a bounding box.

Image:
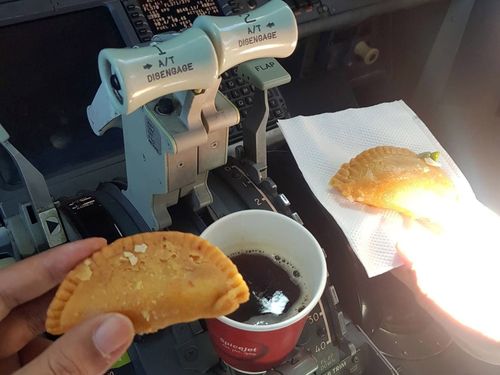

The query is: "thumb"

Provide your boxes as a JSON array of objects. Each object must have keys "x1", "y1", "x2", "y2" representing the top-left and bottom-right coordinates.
[{"x1": 16, "y1": 313, "x2": 134, "y2": 375}]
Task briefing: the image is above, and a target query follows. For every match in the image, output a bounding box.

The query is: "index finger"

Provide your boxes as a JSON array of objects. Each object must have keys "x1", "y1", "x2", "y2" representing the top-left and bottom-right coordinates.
[{"x1": 0, "y1": 238, "x2": 106, "y2": 320}]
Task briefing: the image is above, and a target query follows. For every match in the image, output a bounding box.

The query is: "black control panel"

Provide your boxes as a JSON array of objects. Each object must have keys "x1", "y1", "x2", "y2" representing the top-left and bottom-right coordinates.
[{"x1": 280, "y1": 0, "x2": 335, "y2": 23}]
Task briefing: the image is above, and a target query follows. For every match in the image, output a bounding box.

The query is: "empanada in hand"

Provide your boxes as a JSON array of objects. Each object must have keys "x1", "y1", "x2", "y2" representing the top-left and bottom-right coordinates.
[
  {"x1": 330, "y1": 146, "x2": 456, "y2": 219},
  {"x1": 46, "y1": 232, "x2": 249, "y2": 335}
]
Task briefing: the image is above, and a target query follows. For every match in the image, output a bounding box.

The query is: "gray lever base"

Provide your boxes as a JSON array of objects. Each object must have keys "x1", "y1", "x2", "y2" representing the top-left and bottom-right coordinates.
[
  {"x1": 0, "y1": 124, "x2": 67, "y2": 249},
  {"x1": 122, "y1": 89, "x2": 238, "y2": 230}
]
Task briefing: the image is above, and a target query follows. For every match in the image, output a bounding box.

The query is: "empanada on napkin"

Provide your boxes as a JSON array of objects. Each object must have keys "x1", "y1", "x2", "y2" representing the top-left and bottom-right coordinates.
[{"x1": 330, "y1": 146, "x2": 456, "y2": 219}]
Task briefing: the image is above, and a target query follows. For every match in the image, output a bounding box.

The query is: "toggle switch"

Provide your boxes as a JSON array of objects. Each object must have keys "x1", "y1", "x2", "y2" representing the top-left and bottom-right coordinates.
[{"x1": 156, "y1": 97, "x2": 175, "y2": 115}]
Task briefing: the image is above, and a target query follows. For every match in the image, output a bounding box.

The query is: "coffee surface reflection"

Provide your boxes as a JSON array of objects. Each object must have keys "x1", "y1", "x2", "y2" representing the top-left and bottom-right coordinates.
[{"x1": 227, "y1": 251, "x2": 306, "y2": 325}]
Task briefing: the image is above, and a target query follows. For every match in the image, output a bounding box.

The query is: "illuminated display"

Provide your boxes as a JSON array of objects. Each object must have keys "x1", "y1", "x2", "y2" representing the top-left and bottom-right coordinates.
[{"x1": 139, "y1": 0, "x2": 221, "y2": 34}]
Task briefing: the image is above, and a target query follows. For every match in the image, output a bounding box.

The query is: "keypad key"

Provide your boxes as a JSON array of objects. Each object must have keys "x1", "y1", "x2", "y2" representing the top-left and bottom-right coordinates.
[
  {"x1": 231, "y1": 90, "x2": 241, "y2": 99},
  {"x1": 245, "y1": 97, "x2": 253, "y2": 105},
  {"x1": 236, "y1": 77, "x2": 245, "y2": 86},
  {"x1": 269, "y1": 99, "x2": 278, "y2": 108},
  {"x1": 236, "y1": 99, "x2": 245, "y2": 108},
  {"x1": 240, "y1": 87, "x2": 250, "y2": 95},
  {"x1": 274, "y1": 109, "x2": 284, "y2": 118},
  {"x1": 240, "y1": 110, "x2": 248, "y2": 119},
  {"x1": 227, "y1": 80, "x2": 236, "y2": 89}
]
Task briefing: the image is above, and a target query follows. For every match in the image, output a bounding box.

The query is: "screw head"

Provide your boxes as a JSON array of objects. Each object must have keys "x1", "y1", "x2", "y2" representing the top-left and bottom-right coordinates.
[{"x1": 183, "y1": 346, "x2": 198, "y2": 362}]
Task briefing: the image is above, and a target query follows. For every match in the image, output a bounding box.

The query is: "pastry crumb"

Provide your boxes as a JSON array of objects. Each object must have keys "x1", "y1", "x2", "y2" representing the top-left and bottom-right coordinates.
[
  {"x1": 76, "y1": 264, "x2": 92, "y2": 281},
  {"x1": 141, "y1": 310, "x2": 150, "y2": 321},
  {"x1": 84, "y1": 259, "x2": 92, "y2": 266},
  {"x1": 123, "y1": 251, "x2": 138, "y2": 266},
  {"x1": 134, "y1": 244, "x2": 148, "y2": 253}
]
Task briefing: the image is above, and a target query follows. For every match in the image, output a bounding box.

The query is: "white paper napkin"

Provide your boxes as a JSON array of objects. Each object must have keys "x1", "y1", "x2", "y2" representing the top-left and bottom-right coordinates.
[{"x1": 278, "y1": 100, "x2": 476, "y2": 277}]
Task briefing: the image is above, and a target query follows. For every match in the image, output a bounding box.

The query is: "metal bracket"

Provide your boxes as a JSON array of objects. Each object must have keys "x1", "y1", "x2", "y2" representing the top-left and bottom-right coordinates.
[
  {"x1": 0, "y1": 123, "x2": 67, "y2": 249},
  {"x1": 122, "y1": 83, "x2": 239, "y2": 230}
]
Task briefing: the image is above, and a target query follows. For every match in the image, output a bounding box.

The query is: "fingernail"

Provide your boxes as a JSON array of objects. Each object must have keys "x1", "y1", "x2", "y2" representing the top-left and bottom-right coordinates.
[{"x1": 93, "y1": 314, "x2": 133, "y2": 357}]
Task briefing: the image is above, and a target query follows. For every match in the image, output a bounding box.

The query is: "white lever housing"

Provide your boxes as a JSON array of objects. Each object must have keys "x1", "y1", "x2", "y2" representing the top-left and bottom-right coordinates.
[
  {"x1": 98, "y1": 28, "x2": 219, "y2": 114},
  {"x1": 193, "y1": 0, "x2": 297, "y2": 74}
]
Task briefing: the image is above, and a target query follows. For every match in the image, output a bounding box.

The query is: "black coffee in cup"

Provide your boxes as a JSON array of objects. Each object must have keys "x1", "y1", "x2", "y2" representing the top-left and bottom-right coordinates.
[{"x1": 227, "y1": 250, "x2": 307, "y2": 325}]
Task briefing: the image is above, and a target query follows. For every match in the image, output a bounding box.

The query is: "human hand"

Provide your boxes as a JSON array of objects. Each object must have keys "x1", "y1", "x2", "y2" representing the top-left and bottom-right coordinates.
[
  {"x1": 396, "y1": 201, "x2": 500, "y2": 342},
  {"x1": 0, "y1": 238, "x2": 135, "y2": 374}
]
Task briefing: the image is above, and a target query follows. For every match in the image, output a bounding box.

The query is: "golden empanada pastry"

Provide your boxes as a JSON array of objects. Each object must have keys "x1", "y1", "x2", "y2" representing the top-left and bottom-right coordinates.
[
  {"x1": 46, "y1": 232, "x2": 249, "y2": 335},
  {"x1": 330, "y1": 146, "x2": 457, "y2": 219}
]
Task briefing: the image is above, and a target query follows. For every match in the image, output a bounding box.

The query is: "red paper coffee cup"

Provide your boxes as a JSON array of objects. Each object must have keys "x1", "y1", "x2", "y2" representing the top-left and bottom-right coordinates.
[{"x1": 201, "y1": 210, "x2": 327, "y2": 373}]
